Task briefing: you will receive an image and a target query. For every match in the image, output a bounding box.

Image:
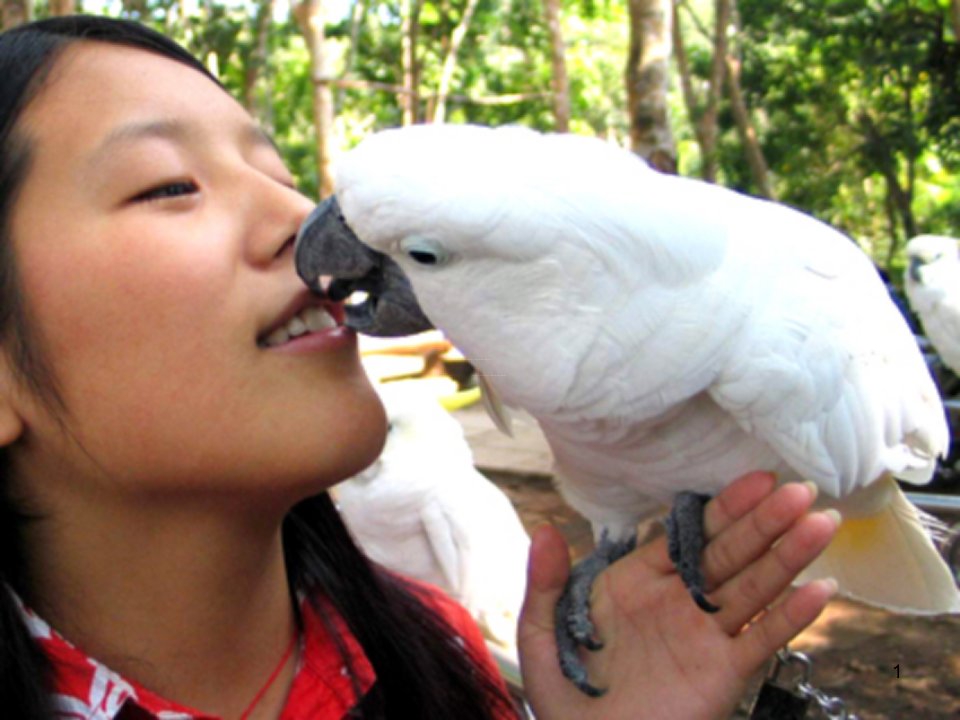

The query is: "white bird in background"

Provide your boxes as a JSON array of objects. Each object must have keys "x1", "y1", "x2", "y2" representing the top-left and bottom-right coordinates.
[
  {"x1": 334, "y1": 381, "x2": 530, "y2": 651},
  {"x1": 297, "y1": 124, "x2": 959, "y2": 695},
  {"x1": 904, "y1": 234, "x2": 960, "y2": 376}
]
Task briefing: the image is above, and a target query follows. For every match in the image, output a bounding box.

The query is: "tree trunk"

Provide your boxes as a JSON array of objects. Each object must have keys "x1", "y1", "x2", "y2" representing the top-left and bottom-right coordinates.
[
  {"x1": 49, "y1": 0, "x2": 76, "y2": 15},
  {"x1": 399, "y1": 0, "x2": 420, "y2": 125},
  {"x1": 432, "y1": 0, "x2": 480, "y2": 124},
  {"x1": 242, "y1": 0, "x2": 275, "y2": 115},
  {"x1": 337, "y1": 0, "x2": 368, "y2": 110},
  {"x1": 859, "y1": 111, "x2": 917, "y2": 242},
  {"x1": 882, "y1": 192, "x2": 899, "y2": 270},
  {"x1": 698, "y1": 0, "x2": 731, "y2": 182},
  {"x1": 1, "y1": 0, "x2": 30, "y2": 29},
  {"x1": 295, "y1": 0, "x2": 337, "y2": 198},
  {"x1": 951, "y1": 0, "x2": 960, "y2": 43},
  {"x1": 543, "y1": 0, "x2": 571, "y2": 132},
  {"x1": 625, "y1": 0, "x2": 677, "y2": 173},
  {"x1": 725, "y1": 54, "x2": 773, "y2": 198},
  {"x1": 672, "y1": 1, "x2": 709, "y2": 156}
]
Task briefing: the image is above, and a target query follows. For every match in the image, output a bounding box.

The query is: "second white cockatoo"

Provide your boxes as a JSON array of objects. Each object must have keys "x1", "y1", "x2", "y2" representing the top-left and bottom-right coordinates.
[
  {"x1": 904, "y1": 234, "x2": 960, "y2": 376},
  {"x1": 334, "y1": 381, "x2": 530, "y2": 651},
  {"x1": 295, "y1": 124, "x2": 959, "y2": 694}
]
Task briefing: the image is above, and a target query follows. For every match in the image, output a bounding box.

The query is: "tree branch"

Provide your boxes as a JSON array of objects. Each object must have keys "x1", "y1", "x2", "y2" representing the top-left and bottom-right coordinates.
[{"x1": 313, "y1": 76, "x2": 548, "y2": 105}]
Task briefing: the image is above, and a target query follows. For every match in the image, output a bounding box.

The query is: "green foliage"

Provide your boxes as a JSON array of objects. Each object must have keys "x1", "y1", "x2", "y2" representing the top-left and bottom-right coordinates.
[
  {"x1": 733, "y1": 0, "x2": 959, "y2": 266},
  {"x1": 57, "y1": 0, "x2": 957, "y2": 267}
]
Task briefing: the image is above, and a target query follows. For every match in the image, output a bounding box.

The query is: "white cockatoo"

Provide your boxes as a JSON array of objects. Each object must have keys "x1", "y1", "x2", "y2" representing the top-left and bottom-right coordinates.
[
  {"x1": 295, "y1": 124, "x2": 959, "y2": 694},
  {"x1": 904, "y1": 234, "x2": 960, "y2": 376},
  {"x1": 334, "y1": 381, "x2": 530, "y2": 651}
]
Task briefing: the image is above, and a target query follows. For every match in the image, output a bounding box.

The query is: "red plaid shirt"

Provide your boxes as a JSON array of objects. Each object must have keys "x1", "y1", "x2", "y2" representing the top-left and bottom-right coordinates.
[{"x1": 15, "y1": 583, "x2": 509, "y2": 719}]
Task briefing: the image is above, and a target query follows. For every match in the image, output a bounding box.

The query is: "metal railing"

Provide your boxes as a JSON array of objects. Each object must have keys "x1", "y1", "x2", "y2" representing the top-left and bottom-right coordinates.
[{"x1": 906, "y1": 491, "x2": 960, "y2": 517}]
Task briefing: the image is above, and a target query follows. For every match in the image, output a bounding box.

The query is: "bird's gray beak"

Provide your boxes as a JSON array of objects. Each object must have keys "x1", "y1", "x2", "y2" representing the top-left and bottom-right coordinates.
[
  {"x1": 294, "y1": 196, "x2": 434, "y2": 337},
  {"x1": 908, "y1": 256, "x2": 923, "y2": 283}
]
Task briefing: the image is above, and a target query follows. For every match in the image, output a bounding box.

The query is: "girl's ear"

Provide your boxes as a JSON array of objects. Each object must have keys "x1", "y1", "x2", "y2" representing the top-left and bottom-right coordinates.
[{"x1": 0, "y1": 356, "x2": 25, "y2": 447}]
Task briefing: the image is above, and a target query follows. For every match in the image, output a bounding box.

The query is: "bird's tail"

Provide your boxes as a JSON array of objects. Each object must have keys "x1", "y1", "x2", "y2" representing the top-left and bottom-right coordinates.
[{"x1": 798, "y1": 478, "x2": 960, "y2": 614}]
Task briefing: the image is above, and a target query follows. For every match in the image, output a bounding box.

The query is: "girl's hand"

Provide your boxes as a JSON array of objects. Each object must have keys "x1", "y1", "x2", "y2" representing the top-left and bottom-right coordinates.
[{"x1": 517, "y1": 472, "x2": 838, "y2": 720}]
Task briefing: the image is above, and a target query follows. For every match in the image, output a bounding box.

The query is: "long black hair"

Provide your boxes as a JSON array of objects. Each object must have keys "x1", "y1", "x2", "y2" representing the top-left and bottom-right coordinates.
[{"x1": 0, "y1": 15, "x2": 516, "y2": 719}]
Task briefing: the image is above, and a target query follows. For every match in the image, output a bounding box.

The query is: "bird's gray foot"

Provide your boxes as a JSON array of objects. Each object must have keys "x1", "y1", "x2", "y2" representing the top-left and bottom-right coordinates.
[
  {"x1": 666, "y1": 491, "x2": 719, "y2": 613},
  {"x1": 555, "y1": 530, "x2": 637, "y2": 696}
]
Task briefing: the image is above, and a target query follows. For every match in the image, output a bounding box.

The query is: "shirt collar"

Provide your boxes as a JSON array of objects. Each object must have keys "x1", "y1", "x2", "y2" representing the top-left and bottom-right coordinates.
[{"x1": 12, "y1": 590, "x2": 376, "y2": 720}]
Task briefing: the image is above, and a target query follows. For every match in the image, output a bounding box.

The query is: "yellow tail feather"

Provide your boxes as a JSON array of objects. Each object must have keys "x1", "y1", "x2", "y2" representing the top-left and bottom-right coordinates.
[{"x1": 798, "y1": 480, "x2": 960, "y2": 614}]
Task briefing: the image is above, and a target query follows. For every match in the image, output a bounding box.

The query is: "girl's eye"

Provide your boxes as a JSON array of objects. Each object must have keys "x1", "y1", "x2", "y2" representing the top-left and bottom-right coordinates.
[{"x1": 131, "y1": 180, "x2": 199, "y2": 203}]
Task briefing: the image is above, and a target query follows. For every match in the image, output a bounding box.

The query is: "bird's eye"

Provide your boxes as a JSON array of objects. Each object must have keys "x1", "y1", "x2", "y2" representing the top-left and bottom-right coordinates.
[
  {"x1": 410, "y1": 250, "x2": 438, "y2": 265},
  {"x1": 399, "y1": 236, "x2": 449, "y2": 267}
]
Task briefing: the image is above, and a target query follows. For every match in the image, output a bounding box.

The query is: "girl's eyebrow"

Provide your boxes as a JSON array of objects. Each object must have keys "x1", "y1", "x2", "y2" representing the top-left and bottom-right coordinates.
[
  {"x1": 85, "y1": 118, "x2": 280, "y2": 170},
  {"x1": 85, "y1": 118, "x2": 190, "y2": 170}
]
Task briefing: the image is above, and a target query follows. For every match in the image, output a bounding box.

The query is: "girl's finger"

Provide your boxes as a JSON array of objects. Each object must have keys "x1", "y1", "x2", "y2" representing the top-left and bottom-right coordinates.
[
  {"x1": 517, "y1": 525, "x2": 575, "y2": 698},
  {"x1": 703, "y1": 471, "x2": 779, "y2": 538},
  {"x1": 731, "y1": 577, "x2": 838, "y2": 678},
  {"x1": 702, "y1": 481, "x2": 819, "y2": 589},
  {"x1": 644, "y1": 472, "x2": 778, "y2": 575},
  {"x1": 713, "y1": 509, "x2": 839, "y2": 634}
]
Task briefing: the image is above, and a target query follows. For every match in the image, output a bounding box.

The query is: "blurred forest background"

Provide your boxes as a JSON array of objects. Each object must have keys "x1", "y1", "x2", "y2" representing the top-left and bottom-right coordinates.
[{"x1": 3, "y1": 0, "x2": 958, "y2": 279}]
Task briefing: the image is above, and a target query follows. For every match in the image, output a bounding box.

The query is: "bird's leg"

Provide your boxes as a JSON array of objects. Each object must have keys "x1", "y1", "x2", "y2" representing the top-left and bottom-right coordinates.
[
  {"x1": 665, "y1": 491, "x2": 719, "y2": 613},
  {"x1": 555, "y1": 529, "x2": 637, "y2": 697}
]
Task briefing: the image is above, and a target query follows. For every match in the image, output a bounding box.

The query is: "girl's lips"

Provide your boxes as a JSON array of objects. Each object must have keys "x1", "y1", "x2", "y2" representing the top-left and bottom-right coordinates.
[
  {"x1": 258, "y1": 293, "x2": 347, "y2": 348},
  {"x1": 268, "y1": 324, "x2": 357, "y2": 354}
]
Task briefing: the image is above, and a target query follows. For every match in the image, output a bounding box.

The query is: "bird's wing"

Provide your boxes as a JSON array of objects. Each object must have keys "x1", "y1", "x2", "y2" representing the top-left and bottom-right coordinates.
[
  {"x1": 531, "y1": 170, "x2": 759, "y2": 423},
  {"x1": 708, "y1": 211, "x2": 947, "y2": 497}
]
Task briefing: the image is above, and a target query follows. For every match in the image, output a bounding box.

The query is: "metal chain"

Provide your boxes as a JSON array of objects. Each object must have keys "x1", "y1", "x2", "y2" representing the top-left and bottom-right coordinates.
[{"x1": 776, "y1": 649, "x2": 861, "y2": 720}]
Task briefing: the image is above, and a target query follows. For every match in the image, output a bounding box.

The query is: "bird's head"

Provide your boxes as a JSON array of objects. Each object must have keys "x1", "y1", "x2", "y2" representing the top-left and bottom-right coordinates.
[
  {"x1": 295, "y1": 124, "x2": 586, "y2": 342},
  {"x1": 904, "y1": 234, "x2": 960, "y2": 285},
  {"x1": 294, "y1": 123, "x2": 655, "y2": 412}
]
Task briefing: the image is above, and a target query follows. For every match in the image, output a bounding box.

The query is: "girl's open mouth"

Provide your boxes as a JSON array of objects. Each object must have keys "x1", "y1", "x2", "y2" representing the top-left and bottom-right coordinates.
[{"x1": 257, "y1": 299, "x2": 346, "y2": 348}]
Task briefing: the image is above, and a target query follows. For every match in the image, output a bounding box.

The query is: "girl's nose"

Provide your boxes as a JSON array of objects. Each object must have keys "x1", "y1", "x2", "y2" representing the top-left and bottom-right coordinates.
[{"x1": 245, "y1": 179, "x2": 317, "y2": 267}]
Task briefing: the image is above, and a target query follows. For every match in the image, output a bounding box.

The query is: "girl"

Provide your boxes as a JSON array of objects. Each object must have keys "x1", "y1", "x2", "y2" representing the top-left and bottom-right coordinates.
[{"x1": 0, "y1": 15, "x2": 838, "y2": 719}]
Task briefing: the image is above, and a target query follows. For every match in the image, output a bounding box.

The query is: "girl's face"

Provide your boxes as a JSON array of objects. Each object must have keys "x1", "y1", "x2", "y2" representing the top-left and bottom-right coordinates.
[{"x1": 5, "y1": 42, "x2": 386, "y2": 507}]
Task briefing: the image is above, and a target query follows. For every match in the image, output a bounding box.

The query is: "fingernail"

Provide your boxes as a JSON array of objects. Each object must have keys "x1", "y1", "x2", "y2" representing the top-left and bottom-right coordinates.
[
  {"x1": 822, "y1": 508, "x2": 842, "y2": 527},
  {"x1": 818, "y1": 577, "x2": 839, "y2": 597},
  {"x1": 801, "y1": 480, "x2": 819, "y2": 501}
]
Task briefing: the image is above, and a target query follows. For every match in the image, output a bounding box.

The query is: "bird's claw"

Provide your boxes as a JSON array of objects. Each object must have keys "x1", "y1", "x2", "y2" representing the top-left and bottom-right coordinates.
[
  {"x1": 666, "y1": 491, "x2": 720, "y2": 613},
  {"x1": 561, "y1": 556, "x2": 606, "y2": 649},
  {"x1": 555, "y1": 531, "x2": 637, "y2": 696}
]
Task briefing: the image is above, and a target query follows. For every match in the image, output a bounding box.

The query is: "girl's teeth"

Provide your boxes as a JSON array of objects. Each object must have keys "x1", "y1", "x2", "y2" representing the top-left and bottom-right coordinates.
[
  {"x1": 264, "y1": 327, "x2": 290, "y2": 347},
  {"x1": 287, "y1": 316, "x2": 308, "y2": 337},
  {"x1": 304, "y1": 306, "x2": 337, "y2": 332},
  {"x1": 263, "y1": 307, "x2": 338, "y2": 348}
]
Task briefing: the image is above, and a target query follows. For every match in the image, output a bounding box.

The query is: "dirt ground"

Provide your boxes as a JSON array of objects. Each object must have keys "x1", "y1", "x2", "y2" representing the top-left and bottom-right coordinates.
[{"x1": 488, "y1": 470, "x2": 960, "y2": 719}]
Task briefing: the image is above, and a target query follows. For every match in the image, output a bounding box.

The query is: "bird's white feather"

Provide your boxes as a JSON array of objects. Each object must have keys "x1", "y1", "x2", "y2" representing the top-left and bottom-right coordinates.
[
  {"x1": 905, "y1": 234, "x2": 960, "y2": 374},
  {"x1": 335, "y1": 382, "x2": 531, "y2": 646},
  {"x1": 334, "y1": 124, "x2": 957, "y2": 612}
]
